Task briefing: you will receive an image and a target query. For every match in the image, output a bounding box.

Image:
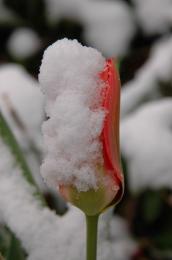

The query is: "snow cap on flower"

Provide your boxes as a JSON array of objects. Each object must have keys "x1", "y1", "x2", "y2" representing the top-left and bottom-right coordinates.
[{"x1": 39, "y1": 38, "x2": 107, "y2": 191}]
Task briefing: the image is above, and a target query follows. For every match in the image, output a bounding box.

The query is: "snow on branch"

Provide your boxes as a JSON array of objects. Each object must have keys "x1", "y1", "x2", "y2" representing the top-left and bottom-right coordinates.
[{"x1": 121, "y1": 36, "x2": 172, "y2": 117}]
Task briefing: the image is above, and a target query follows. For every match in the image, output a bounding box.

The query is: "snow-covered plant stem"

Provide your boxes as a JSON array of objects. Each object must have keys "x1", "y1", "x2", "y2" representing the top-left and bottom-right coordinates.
[{"x1": 86, "y1": 214, "x2": 99, "y2": 260}]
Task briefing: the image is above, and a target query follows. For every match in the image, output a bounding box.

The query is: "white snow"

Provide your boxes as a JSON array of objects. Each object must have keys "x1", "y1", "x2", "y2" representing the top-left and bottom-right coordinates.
[
  {"x1": 121, "y1": 99, "x2": 172, "y2": 192},
  {"x1": 121, "y1": 37, "x2": 172, "y2": 192},
  {"x1": 0, "y1": 139, "x2": 136, "y2": 260},
  {"x1": 7, "y1": 28, "x2": 41, "y2": 59},
  {"x1": 39, "y1": 38, "x2": 106, "y2": 191},
  {"x1": 45, "y1": 0, "x2": 85, "y2": 22},
  {"x1": 0, "y1": 64, "x2": 44, "y2": 188},
  {"x1": 0, "y1": 64, "x2": 44, "y2": 150},
  {"x1": 81, "y1": 1, "x2": 135, "y2": 57},
  {"x1": 133, "y1": 0, "x2": 172, "y2": 34},
  {"x1": 45, "y1": 0, "x2": 135, "y2": 57},
  {"x1": 121, "y1": 36, "x2": 172, "y2": 117}
]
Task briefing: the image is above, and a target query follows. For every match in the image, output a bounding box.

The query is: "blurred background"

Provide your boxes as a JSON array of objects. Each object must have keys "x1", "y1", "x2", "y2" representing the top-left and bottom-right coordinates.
[{"x1": 0, "y1": 0, "x2": 172, "y2": 259}]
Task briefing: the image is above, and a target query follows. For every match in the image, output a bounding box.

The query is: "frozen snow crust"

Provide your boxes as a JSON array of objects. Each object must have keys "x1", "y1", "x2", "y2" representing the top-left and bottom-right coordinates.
[{"x1": 39, "y1": 39, "x2": 106, "y2": 191}]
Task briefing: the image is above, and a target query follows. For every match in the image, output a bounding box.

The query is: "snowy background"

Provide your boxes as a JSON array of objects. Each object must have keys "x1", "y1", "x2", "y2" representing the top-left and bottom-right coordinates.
[{"x1": 0, "y1": 0, "x2": 172, "y2": 259}]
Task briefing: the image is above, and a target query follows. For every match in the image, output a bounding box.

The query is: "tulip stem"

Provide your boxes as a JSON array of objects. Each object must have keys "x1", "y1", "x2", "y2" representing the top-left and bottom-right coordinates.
[{"x1": 86, "y1": 214, "x2": 99, "y2": 260}]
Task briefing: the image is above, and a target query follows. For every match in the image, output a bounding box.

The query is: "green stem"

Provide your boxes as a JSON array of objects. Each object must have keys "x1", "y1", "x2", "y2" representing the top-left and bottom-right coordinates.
[{"x1": 86, "y1": 214, "x2": 99, "y2": 260}]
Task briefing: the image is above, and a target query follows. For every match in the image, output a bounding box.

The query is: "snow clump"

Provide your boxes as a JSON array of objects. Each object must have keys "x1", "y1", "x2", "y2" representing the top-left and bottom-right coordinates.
[
  {"x1": 39, "y1": 38, "x2": 106, "y2": 192},
  {"x1": 7, "y1": 28, "x2": 41, "y2": 59}
]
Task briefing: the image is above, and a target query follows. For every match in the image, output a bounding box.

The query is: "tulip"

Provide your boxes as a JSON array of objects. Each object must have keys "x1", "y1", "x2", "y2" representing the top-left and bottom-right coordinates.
[
  {"x1": 59, "y1": 58, "x2": 124, "y2": 260},
  {"x1": 39, "y1": 38, "x2": 124, "y2": 260},
  {"x1": 59, "y1": 58, "x2": 123, "y2": 215}
]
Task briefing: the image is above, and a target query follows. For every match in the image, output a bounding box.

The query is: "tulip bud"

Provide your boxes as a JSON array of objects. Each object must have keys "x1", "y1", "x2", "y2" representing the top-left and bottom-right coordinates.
[
  {"x1": 59, "y1": 59, "x2": 124, "y2": 216},
  {"x1": 39, "y1": 39, "x2": 124, "y2": 216}
]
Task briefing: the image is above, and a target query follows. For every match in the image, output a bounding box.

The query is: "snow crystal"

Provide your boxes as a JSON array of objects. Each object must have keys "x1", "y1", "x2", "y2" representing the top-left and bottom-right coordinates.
[
  {"x1": 0, "y1": 139, "x2": 136, "y2": 260},
  {"x1": 133, "y1": 0, "x2": 172, "y2": 34},
  {"x1": 121, "y1": 36, "x2": 172, "y2": 117},
  {"x1": 121, "y1": 99, "x2": 172, "y2": 192},
  {"x1": 39, "y1": 38, "x2": 106, "y2": 191},
  {"x1": 7, "y1": 28, "x2": 41, "y2": 59}
]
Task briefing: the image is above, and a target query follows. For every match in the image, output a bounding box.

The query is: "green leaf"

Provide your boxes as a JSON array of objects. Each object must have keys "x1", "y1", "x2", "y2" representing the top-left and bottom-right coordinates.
[
  {"x1": 142, "y1": 190, "x2": 162, "y2": 223},
  {"x1": 0, "y1": 226, "x2": 11, "y2": 257},
  {"x1": 0, "y1": 110, "x2": 46, "y2": 205},
  {"x1": 0, "y1": 227, "x2": 26, "y2": 259},
  {"x1": 6, "y1": 234, "x2": 26, "y2": 260},
  {"x1": 0, "y1": 252, "x2": 5, "y2": 260},
  {"x1": 154, "y1": 232, "x2": 172, "y2": 249}
]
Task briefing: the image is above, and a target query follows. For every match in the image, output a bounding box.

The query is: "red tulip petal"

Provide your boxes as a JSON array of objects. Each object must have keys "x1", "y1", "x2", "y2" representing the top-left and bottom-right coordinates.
[{"x1": 100, "y1": 59, "x2": 123, "y2": 185}]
